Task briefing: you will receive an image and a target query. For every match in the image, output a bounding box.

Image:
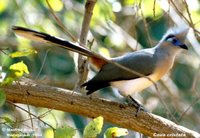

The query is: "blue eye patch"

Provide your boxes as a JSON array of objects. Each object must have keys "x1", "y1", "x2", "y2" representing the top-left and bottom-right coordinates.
[{"x1": 165, "y1": 35, "x2": 183, "y2": 46}]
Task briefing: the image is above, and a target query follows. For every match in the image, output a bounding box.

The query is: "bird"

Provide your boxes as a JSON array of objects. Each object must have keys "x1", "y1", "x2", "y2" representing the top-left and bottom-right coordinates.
[{"x1": 12, "y1": 26, "x2": 188, "y2": 114}]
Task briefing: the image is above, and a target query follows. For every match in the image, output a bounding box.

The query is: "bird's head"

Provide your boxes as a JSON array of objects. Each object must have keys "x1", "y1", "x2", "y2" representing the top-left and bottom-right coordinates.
[{"x1": 159, "y1": 27, "x2": 189, "y2": 51}]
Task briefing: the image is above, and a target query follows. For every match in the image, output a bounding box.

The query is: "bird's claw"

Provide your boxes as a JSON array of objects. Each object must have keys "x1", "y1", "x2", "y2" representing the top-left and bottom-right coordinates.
[{"x1": 127, "y1": 95, "x2": 147, "y2": 117}]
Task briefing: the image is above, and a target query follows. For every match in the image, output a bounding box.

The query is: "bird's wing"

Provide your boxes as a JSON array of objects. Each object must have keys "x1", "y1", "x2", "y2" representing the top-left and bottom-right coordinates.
[{"x1": 83, "y1": 49, "x2": 157, "y2": 94}]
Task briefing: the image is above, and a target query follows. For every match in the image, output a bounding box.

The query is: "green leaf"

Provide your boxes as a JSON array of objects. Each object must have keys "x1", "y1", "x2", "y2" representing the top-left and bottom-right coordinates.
[
  {"x1": 0, "y1": 0, "x2": 8, "y2": 13},
  {"x1": 44, "y1": 128, "x2": 54, "y2": 138},
  {"x1": 9, "y1": 49, "x2": 37, "y2": 58},
  {"x1": 9, "y1": 61, "x2": 29, "y2": 77},
  {"x1": 83, "y1": 116, "x2": 104, "y2": 138},
  {"x1": 45, "y1": 0, "x2": 64, "y2": 12},
  {"x1": 104, "y1": 127, "x2": 128, "y2": 138},
  {"x1": 0, "y1": 115, "x2": 15, "y2": 127},
  {"x1": 0, "y1": 77, "x2": 15, "y2": 86},
  {"x1": 1, "y1": 116, "x2": 14, "y2": 126},
  {"x1": 0, "y1": 89, "x2": 6, "y2": 106},
  {"x1": 0, "y1": 61, "x2": 29, "y2": 86},
  {"x1": 55, "y1": 126, "x2": 76, "y2": 138}
]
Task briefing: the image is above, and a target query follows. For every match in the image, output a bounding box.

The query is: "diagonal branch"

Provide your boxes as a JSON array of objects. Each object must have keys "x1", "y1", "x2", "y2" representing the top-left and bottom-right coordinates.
[
  {"x1": 76, "y1": 0, "x2": 97, "y2": 91},
  {"x1": 3, "y1": 78, "x2": 200, "y2": 138}
]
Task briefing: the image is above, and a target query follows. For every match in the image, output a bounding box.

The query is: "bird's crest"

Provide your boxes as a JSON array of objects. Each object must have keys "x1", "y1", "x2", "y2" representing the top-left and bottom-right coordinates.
[{"x1": 162, "y1": 26, "x2": 189, "y2": 42}]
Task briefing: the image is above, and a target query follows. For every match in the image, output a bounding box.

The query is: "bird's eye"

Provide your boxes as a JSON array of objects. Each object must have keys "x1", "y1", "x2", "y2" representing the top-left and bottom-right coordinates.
[
  {"x1": 165, "y1": 35, "x2": 178, "y2": 44},
  {"x1": 172, "y1": 39, "x2": 177, "y2": 43},
  {"x1": 166, "y1": 37, "x2": 182, "y2": 46}
]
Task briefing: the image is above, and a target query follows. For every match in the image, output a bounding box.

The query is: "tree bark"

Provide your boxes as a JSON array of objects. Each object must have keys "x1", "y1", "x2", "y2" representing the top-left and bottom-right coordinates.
[
  {"x1": 3, "y1": 78, "x2": 200, "y2": 138},
  {"x1": 76, "y1": 0, "x2": 97, "y2": 91}
]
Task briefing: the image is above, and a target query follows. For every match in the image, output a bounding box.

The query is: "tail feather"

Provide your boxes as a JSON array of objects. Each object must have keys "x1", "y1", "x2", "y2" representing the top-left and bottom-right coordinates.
[
  {"x1": 12, "y1": 26, "x2": 96, "y2": 57},
  {"x1": 81, "y1": 81, "x2": 110, "y2": 95}
]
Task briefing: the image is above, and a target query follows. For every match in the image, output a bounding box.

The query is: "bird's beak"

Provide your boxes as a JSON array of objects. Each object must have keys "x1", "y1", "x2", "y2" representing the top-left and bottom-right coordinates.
[
  {"x1": 179, "y1": 44, "x2": 188, "y2": 50},
  {"x1": 173, "y1": 40, "x2": 188, "y2": 50}
]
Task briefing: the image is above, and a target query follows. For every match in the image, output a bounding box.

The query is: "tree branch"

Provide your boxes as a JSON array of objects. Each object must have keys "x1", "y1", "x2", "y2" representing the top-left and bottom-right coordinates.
[
  {"x1": 76, "y1": 0, "x2": 97, "y2": 90},
  {"x1": 3, "y1": 78, "x2": 200, "y2": 137}
]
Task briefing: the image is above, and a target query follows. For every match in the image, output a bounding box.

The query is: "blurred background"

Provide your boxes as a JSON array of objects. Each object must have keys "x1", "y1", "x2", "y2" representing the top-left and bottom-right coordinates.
[{"x1": 0, "y1": 0, "x2": 200, "y2": 137}]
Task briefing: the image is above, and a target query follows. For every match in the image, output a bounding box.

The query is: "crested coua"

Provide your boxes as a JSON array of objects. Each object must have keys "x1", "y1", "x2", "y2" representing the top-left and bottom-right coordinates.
[{"x1": 12, "y1": 26, "x2": 188, "y2": 113}]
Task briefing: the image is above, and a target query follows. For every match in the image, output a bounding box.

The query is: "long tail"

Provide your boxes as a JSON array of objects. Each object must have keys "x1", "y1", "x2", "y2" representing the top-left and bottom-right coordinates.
[{"x1": 12, "y1": 26, "x2": 97, "y2": 58}]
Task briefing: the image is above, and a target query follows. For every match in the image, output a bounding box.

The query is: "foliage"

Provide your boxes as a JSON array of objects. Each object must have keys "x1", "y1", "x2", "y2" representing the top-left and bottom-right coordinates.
[
  {"x1": 9, "y1": 49, "x2": 37, "y2": 58},
  {"x1": 55, "y1": 126, "x2": 76, "y2": 138},
  {"x1": 104, "y1": 127, "x2": 128, "y2": 138},
  {"x1": 83, "y1": 116, "x2": 103, "y2": 138},
  {"x1": 9, "y1": 61, "x2": 29, "y2": 77},
  {"x1": 0, "y1": 50, "x2": 31, "y2": 103},
  {"x1": 0, "y1": 89, "x2": 6, "y2": 107},
  {"x1": 1, "y1": 60, "x2": 30, "y2": 86}
]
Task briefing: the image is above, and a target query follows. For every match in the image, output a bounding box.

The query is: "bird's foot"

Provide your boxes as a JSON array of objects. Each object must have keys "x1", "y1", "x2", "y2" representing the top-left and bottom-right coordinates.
[{"x1": 127, "y1": 95, "x2": 147, "y2": 117}]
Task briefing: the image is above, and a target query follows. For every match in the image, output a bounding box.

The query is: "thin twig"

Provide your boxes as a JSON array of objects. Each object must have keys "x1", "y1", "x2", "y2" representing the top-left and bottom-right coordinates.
[
  {"x1": 45, "y1": 0, "x2": 77, "y2": 42},
  {"x1": 153, "y1": 0, "x2": 157, "y2": 17},
  {"x1": 178, "y1": 97, "x2": 200, "y2": 122},
  {"x1": 139, "y1": 5, "x2": 153, "y2": 47},
  {"x1": 76, "y1": 0, "x2": 97, "y2": 91},
  {"x1": 7, "y1": 101, "x2": 56, "y2": 131},
  {"x1": 182, "y1": 0, "x2": 194, "y2": 29},
  {"x1": 191, "y1": 65, "x2": 200, "y2": 93},
  {"x1": 155, "y1": 84, "x2": 178, "y2": 123},
  {"x1": 169, "y1": 0, "x2": 192, "y2": 27},
  {"x1": 137, "y1": 1, "x2": 175, "y2": 120},
  {"x1": 0, "y1": 49, "x2": 9, "y2": 56},
  {"x1": 16, "y1": 81, "x2": 34, "y2": 131},
  {"x1": 35, "y1": 49, "x2": 50, "y2": 80}
]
